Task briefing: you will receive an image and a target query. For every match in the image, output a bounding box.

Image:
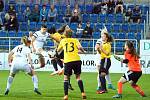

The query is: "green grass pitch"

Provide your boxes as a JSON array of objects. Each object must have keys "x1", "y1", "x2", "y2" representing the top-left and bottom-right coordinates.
[{"x1": 0, "y1": 71, "x2": 149, "y2": 100}]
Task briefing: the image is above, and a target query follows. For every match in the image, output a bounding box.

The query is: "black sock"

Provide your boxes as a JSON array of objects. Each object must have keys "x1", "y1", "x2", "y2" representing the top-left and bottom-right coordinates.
[
  {"x1": 78, "y1": 80, "x2": 84, "y2": 93},
  {"x1": 51, "y1": 59, "x2": 58, "y2": 71},
  {"x1": 57, "y1": 59, "x2": 64, "y2": 69},
  {"x1": 99, "y1": 76, "x2": 106, "y2": 91},
  {"x1": 64, "y1": 80, "x2": 69, "y2": 95}
]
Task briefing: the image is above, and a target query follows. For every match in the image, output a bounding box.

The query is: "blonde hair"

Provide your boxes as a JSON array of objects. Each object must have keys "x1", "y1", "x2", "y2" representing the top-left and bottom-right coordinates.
[{"x1": 21, "y1": 36, "x2": 31, "y2": 46}]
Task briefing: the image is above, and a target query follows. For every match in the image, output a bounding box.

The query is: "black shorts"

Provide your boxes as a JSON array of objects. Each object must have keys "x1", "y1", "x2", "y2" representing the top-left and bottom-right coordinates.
[
  {"x1": 56, "y1": 50, "x2": 64, "y2": 59},
  {"x1": 123, "y1": 70, "x2": 142, "y2": 84},
  {"x1": 64, "y1": 60, "x2": 82, "y2": 76},
  {"x1": 99, "y1": 58, "x2": 111, "y2": 75}
]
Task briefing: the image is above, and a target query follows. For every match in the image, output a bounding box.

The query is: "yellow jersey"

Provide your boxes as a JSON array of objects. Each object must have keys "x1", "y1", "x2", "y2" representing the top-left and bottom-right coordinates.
[
  {"x1": 57, "y1": 38, "x2": 81, "y2": 63},
  {"x1": 100, "y1": 42, "x2": 111, "y2": 59}
]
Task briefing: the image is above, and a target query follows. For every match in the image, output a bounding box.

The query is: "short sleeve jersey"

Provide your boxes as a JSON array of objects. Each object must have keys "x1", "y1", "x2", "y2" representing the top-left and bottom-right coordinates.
[{"x1": 57, "y1": 38, "x2": 80, "y2": 63}]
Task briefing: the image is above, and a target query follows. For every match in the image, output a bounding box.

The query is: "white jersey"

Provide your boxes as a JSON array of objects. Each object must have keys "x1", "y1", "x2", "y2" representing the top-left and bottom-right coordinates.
[
  {"x1": 33, "y1": 31, "x2": 49, "y2": 50},
  {"x1": 95, "y1": 38, "x2": 102, "y2": 66},
  {"x1": 12, "y1": 44, "x2": 31, "y2": 65}
]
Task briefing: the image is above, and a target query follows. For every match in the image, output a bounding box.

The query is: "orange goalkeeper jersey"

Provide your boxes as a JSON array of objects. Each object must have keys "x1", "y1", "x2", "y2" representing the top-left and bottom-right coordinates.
[{"x1": 124, "y1": 50, "x2": 141, "y2": 72}]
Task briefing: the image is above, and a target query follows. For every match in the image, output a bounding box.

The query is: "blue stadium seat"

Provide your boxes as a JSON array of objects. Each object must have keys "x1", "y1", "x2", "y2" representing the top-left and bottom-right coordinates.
[
  {"x1": 81, "y1": 41, "x2": 89, "y2": 48},
  {"x1": 105, "y1": 23, "x2": 112, "y2": 32},
  {"x1": 111, "y1": 32, "x2": 118, "y2": 39},
  {"x1": 141, "y1": 15, "x2": 146, "y2": 23},
  {"x1": 121, "y1": 23, "x2": 129, "y2": 32},
  {"x1": 17, "y1": 13, "x2": 25, "y2": 22},
  {"x1": 95, "y1": 23, "x2": 103, "y2": 32},
  {"x1": 99, "y1": 14, "x2": 106, "y2": 23},
  {"x1": 55, "y1": 23, "x2": 62, "y2": 30},
  {"x1": 21, "y1": 4, "x2": 26, "y2": 13},
  {"x1": 29, "y1": 22, "x2": 36, "y2": 31},
  {"x1": 85, "y1": 4, "x2": 93, "y2": 13},
  {"x1": 127, "y1": 32, "x2": 135, "y2": 39},
  {"x1": 130, "y1": 24, "x2": 137, "y2": 32},
  {"x1": 127, "y1": 4, "x2": 134, "y2": 10},
  {"x1": 47, "y1": 22, "x2": 53, "y2": 29},
  {"x1": 107, "y1": 14, "x2": 115, "y2": 23},
  {"x1": 113, "y1": 24, "x2": 121, "y2": 32},
  {"x1": 137, "y1": 23, "x2": 144, "y2": 32},
  {"x1": 118, "y1": 32, "x2": 126, "y2": 39},
  {"x1": 79, "y1": 5, "x2": 85, "y2": 14},
  {"x1": 70, "y1": 23, "x2": 78, "y2": 32},
  {"x1": 23, "y1": 31, "x2": 29, "y2": 36},
  {"x1": 82, "y1": 14, "x2": 90, "y2": 23},
  {"x1": 19, "y1": 22, "x2": 28, "y2": 31},
  {"x1": 143, "y1": 5, "x2": 149, "y2": 14},
  {"x1": 136, "y1": 32, "x2": 142, "y2": 41},
  {"x1": 90, "y1": 14, "x2": 98, "y2": 23},
  {"x1": 8, "y1": 31, "x2": 16, "y2": 37},
  {"x1": 116, "y1": 42, "x2": 124, "y2": 52},
  {"x1": 0, "y1": 31, "x2": 7, "y2": 37},
  {"x1": 115, "y1": 14, "x2": 124, "y2": 23},
  {"x1": 57, "y1": 14, "x2": 64, "y2": 23},
  {"x1": 15, "y1": 4, "x2": 20, "y2": 13},
  {"x1": 61, "y1": 5, "x2": 67, "y2": 15},
  {"x1": 17, "y1": 31, "x2": 24, "y2": 37},
  {"x1": 93, "y1": 32, "x2": 100, "y2": 39}
]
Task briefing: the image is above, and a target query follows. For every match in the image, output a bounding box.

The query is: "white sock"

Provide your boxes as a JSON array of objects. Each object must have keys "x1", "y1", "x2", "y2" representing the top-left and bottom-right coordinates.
[
  {"x1": 32, "y1": 75, "x2": 38, "y2": 89},
  {"x1": 105, "y1": 74, "x2": 112, "y2": 84},
  {"x1": 6, "y1": 76, "x2": 14, "y2": 90},
  {"x1": 97, "y1": 74, "x2": 101, "y2": 87}
]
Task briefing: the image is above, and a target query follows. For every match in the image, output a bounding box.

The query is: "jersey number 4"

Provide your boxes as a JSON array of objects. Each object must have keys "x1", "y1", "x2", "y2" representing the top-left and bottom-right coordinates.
[
  {"x1": 17, "y1": 47, "x2": 23, "y2": 53},
  {"x1": 65, "y1": 42, "x2": 74, "y2": 52}
]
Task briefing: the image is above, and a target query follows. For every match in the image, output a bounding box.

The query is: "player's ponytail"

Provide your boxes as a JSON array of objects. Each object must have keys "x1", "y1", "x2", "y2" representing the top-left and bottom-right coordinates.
[
  {"x1": 21, "y1": 36, "x2": 31, "y2": 46},
  {"x1": 126, "y1": 41, "x2": 140, "y2": 59}
]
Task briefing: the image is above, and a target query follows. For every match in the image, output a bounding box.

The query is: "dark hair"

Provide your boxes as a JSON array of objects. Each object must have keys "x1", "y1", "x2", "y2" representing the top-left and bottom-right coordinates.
[
  {"x1": 126, "y1": 41, "x2": 140, "y2": 59},
  {"x1": 41, "y1": 24, "x2": 47, "y2": 28},
  {"x1": 48, "y1": 26, "x2": 56, "y2": 34},
  {"x1": 57, "y1": 25, "x2": 67, "y2": 33},
  {"x1": 104, "y1": 33, "x2": 113, "y2": 42}
]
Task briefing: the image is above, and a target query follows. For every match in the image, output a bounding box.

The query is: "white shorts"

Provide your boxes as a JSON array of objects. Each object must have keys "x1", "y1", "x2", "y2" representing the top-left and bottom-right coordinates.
[{"x1": 10, "y1": 62, "x2": 32, "y2": 74}]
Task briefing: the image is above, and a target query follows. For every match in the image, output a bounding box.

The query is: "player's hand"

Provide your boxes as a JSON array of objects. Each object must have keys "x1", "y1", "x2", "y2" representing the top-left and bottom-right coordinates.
[
  {"x1": 113, "y1": 54, "x2": 123, "y2": 62},
  {"x1": 32, "y1": 48, "x2": 36, "y2": 53}
]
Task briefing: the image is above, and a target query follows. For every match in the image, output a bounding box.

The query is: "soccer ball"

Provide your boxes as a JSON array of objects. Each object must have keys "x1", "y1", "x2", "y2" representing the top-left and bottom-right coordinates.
[{"x1": 48, "y1": 50, "x2": 56, "y2": 58}]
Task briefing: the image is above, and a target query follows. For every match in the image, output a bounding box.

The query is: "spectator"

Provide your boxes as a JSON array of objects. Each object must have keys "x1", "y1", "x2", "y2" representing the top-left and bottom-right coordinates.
[
  {"x1": 48, "y1": 4, "x2": 57, "y2": 22},
  {"x1": 92, "y1": 2, "x2": 101, "y2": 14},
  {"x1": 107, "y1": 0, "x2": 115, "y2": 14},
  {"x1": 23, "y1": 5, "x2": 31, "y2": 23},
  {"x1": 72, "y1": 4, "x2": 81, "y2": 16},
  {"x1": 132, "y1": 5, "x2": 141, "y2": 23},
  {"x1": 70, "y1": 9, "x2": 81, "y2": 23},
  {"x1": 3, "y1": 13, "x2": 11, "y2": 31},
  {"x1": 0, "y1": 0, "x2": 4, "y2": 12},
  {"x1": 30, "y1": 4, "x2": 40, "y2": 22},
  {"x1": 101, "y1": 1, "x2": 107, "y2": 14},
  {"x1": 7, "y1": 4, "x2": 16, "y2": 16},
  {"x1": 63, "y1": 5, "x2": 72, "y2": 24},
  {"x1": 40, "y1": 5, "x2": 48, "y2": 22},
  {"x1": 81, "y1": 21, "x2": 93, "y2": 38},
  {"x1": 125, "y1": 8, "x2": 132, "y2": 22},
  {"x1": 7, "y1": 14, "x2": 19, "y2": 32},
  {"x1": 76, "y1": 22, "x2": 83, "y2": 38},
  {"x1": 115, "y1": 0, "x2": 124, "y2": 14}
]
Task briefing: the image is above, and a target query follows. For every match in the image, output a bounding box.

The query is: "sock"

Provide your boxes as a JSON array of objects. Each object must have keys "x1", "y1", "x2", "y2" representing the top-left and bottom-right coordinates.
[
  {"x1": 51, "y1": 59, "x2": 58, "y2": 71},
  {"x1": 105, "y1": 74, "x2": 112, "y2": 84},
  {"x1": 32, "y1": 75, "x2": 38, "y2": 89},
  {"x1": 78, "y1": 80, "x2": 84, "y2": 93},
  {"x1": 6, "y1": 76, "x2": 14, "y2": 90},
  {"x1": 131, "y1": 84, "x2": 145, "y2": 96},
  {"x1": 97, "y1": 74, "x2": 101, "y2": 88},
  {"x1": 99, "y1": 76, "x2": 106, "y2": 91},
  {"x1": 64, "y1": 80, "x2": 69, "y2": 95},
  {"x1": 57, "y1": 59, "x2": 64, "y2": 69},
  {"x1": 118, "y1": 82, "x2": 123, "y2": 94},
  {"x1": 68, "y1": 77, "x2": 71, "y2": 86}
]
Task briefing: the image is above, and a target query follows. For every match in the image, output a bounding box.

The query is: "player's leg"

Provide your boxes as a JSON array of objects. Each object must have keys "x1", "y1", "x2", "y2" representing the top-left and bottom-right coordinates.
[
  {"x1": 50, "y1": 58, "x2": 59, "y2": 76},
  {"x1": 5, "y1": 65, "x2": 17, "y2": 95},
  {"x1": 26, "y1": 65, "x2": 41, "y2": 95},
  {"x1": 106, "y1": 73, "x2": 115, "y2": 90},
  {"x1": 130, "y1": 72, "x2": 146, "y2": 97},
  {"x1": 96, "y1": 65, "x2": 101, "y2": 92},
  {"x1": 112, "y1": 76, "x2": 127, "y2": 98},
  {"x1": 74, "y1": 61, "x2": 86, "y2": 99}
]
